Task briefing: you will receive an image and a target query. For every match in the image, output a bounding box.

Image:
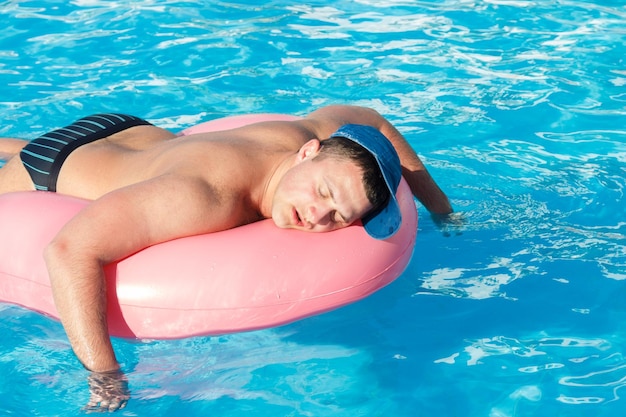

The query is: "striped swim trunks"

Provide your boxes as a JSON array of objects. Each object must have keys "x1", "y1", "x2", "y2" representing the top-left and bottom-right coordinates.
[{"x1": 20, "y1": 113, "x2": 152, "y2": 192}]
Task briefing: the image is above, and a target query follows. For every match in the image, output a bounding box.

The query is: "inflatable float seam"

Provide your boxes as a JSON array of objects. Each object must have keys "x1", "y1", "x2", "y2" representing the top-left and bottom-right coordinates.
[{"x1": 0, "y1": 272, "x2": 50, "y2": 287}]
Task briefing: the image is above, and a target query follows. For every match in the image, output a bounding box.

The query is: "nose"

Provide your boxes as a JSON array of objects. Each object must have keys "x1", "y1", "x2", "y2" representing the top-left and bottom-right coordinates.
[{"x1": 305, "y1": 202, "x2": 332, "y2": 228}]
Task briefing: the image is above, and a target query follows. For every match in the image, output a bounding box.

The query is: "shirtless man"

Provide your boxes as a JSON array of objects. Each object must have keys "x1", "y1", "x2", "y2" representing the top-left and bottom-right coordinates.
[{"x1": 0, "y1": 105, "x2": 452, "y2": 411}]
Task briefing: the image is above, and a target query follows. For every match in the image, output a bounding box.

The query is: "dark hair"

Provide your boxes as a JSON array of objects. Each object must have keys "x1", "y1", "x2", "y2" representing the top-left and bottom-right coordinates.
[{"x1": 316, "y1": 137, "x2": 390, "y2": 211}]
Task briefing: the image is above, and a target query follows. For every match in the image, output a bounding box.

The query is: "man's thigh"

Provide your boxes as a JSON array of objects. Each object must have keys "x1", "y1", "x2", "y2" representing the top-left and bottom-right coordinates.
[{"x1": 0, "y1": 155, "x2": 35, "y2": 194}]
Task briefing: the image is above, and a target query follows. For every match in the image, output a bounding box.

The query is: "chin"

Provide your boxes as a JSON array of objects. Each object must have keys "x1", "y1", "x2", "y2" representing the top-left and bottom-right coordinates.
[
  {"x1": 271, "y1": 205, "x2": 295, "y2": 230},
  {"x1": 273, "y1": 220, "x2": 288, "y2": 229},
  {"x1": 270, "y1": 212, "x2": 289, "y2": 229}
]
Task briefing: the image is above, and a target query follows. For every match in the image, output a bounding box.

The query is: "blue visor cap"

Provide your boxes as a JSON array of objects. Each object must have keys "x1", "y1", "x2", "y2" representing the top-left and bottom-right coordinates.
[{"x1": 330, "y1": 124, "x2": 403, "y2": 239}]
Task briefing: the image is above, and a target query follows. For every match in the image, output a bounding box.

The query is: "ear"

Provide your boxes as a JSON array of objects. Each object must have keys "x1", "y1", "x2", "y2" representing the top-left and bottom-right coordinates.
[{"x1": 295, "y1": 139, "x2": 321, "y2": 162}]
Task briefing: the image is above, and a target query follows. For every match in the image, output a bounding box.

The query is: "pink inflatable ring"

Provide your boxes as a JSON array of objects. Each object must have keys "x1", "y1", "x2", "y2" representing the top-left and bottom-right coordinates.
[{"x1": 0, "y1": 114, "x2": 417, "y2": 339}]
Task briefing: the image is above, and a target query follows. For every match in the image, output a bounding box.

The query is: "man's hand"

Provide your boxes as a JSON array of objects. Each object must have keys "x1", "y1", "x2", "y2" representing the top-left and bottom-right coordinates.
[
  {"x1": 85, "y1": 370, "x2": 130, "y2": 413},
  {"x1": 431, "y1": 211, "x2": 465, "y2": 237}
]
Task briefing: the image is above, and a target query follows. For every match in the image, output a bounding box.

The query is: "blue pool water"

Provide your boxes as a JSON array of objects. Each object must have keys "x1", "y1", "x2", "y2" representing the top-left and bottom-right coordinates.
[{"x1": 1, "y1": 1, "x2": 625, "y2": 415}]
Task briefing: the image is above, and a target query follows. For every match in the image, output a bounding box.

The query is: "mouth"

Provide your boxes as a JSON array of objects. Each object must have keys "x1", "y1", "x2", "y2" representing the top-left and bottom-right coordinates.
[{"x1": 291, "y1": 207, "x2": 303, "y2": 227}]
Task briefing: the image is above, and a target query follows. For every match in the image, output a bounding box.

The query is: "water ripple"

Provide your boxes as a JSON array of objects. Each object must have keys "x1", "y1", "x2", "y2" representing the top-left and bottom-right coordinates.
[{"x1": 436, "y1": 335, "x2": 626, "y2": 408}]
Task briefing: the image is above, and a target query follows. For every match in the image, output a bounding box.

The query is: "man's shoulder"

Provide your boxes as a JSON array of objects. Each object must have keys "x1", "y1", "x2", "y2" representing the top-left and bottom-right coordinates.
[
  {"x1": 303, "y1": 105, "x2": 382, "y2": 139},
  {"x1": 223, "y1": 119, "x2": 317, "y2": 150}
]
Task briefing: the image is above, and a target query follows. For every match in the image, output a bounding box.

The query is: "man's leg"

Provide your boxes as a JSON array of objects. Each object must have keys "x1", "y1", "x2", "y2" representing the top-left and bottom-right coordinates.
[
  {"x1": 0, "y1": 138, "x2": 28, "y2": 161},
  {"x1": 0, "y1": 139, "x2": 35, "y2": 194}
]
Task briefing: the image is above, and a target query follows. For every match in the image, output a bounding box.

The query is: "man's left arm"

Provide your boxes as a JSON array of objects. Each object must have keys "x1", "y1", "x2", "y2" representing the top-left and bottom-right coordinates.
[{"x1": 306, "y1": 105, "x2": 453, "y2": 214}]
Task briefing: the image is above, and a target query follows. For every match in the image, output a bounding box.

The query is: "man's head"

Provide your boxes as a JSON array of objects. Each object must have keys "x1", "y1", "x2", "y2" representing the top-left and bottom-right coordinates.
[
  {"x1": 271, "y1": 124, "x2": 402, "y2": 239},
  {"x1": 314, "y1": 136, "x2": 389, "y2": 213},
  {"x1": 324, "y1": 124, "x2": 402, "y2": 239}
]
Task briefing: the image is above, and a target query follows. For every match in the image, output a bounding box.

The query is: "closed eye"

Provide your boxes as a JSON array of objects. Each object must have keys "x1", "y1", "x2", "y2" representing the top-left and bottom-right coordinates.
[
  {"x1": 322, "y1": 180, "x2": 349, "y2": 224},
  {"x1": 319, "y1": 183, "x2": 332, "y2": 200},
  {"x1": 332, "y1": 210, "x2": 346, "y2": 225}
]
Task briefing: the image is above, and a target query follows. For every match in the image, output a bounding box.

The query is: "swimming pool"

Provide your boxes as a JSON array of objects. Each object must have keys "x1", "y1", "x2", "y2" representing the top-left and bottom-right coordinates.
[{"x1": 1, "y1": 0, "x2": 625, "y2": 415}]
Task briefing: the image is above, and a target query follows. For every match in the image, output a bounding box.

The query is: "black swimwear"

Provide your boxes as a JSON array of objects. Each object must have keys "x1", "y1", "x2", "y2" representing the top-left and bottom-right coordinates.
[{"x1": 20, "y1": 113, "x2": 152, "y2": 192}]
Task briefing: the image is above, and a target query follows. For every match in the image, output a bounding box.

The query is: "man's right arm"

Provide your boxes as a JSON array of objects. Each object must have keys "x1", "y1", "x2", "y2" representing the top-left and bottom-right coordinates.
[{"x1": 44, "y1": 175, "x2": 232, "y2": 409}]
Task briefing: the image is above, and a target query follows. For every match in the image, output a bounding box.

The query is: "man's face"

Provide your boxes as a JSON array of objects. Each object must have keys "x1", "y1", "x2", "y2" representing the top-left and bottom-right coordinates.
[{"x1": 271, "y1": 154, "x2": 373, "y2": 233}]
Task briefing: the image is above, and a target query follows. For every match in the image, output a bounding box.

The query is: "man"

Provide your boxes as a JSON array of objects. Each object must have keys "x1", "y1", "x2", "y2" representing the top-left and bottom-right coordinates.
[{"x1": 0, "y1": 105, "x2": 452, "y2": 411}]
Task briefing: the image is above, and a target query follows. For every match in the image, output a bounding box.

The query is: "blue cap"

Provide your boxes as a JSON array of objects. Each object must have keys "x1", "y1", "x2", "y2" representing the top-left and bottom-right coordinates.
[{"x1": 330, "y1": 124, "x2": 402, "y2": 240}]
